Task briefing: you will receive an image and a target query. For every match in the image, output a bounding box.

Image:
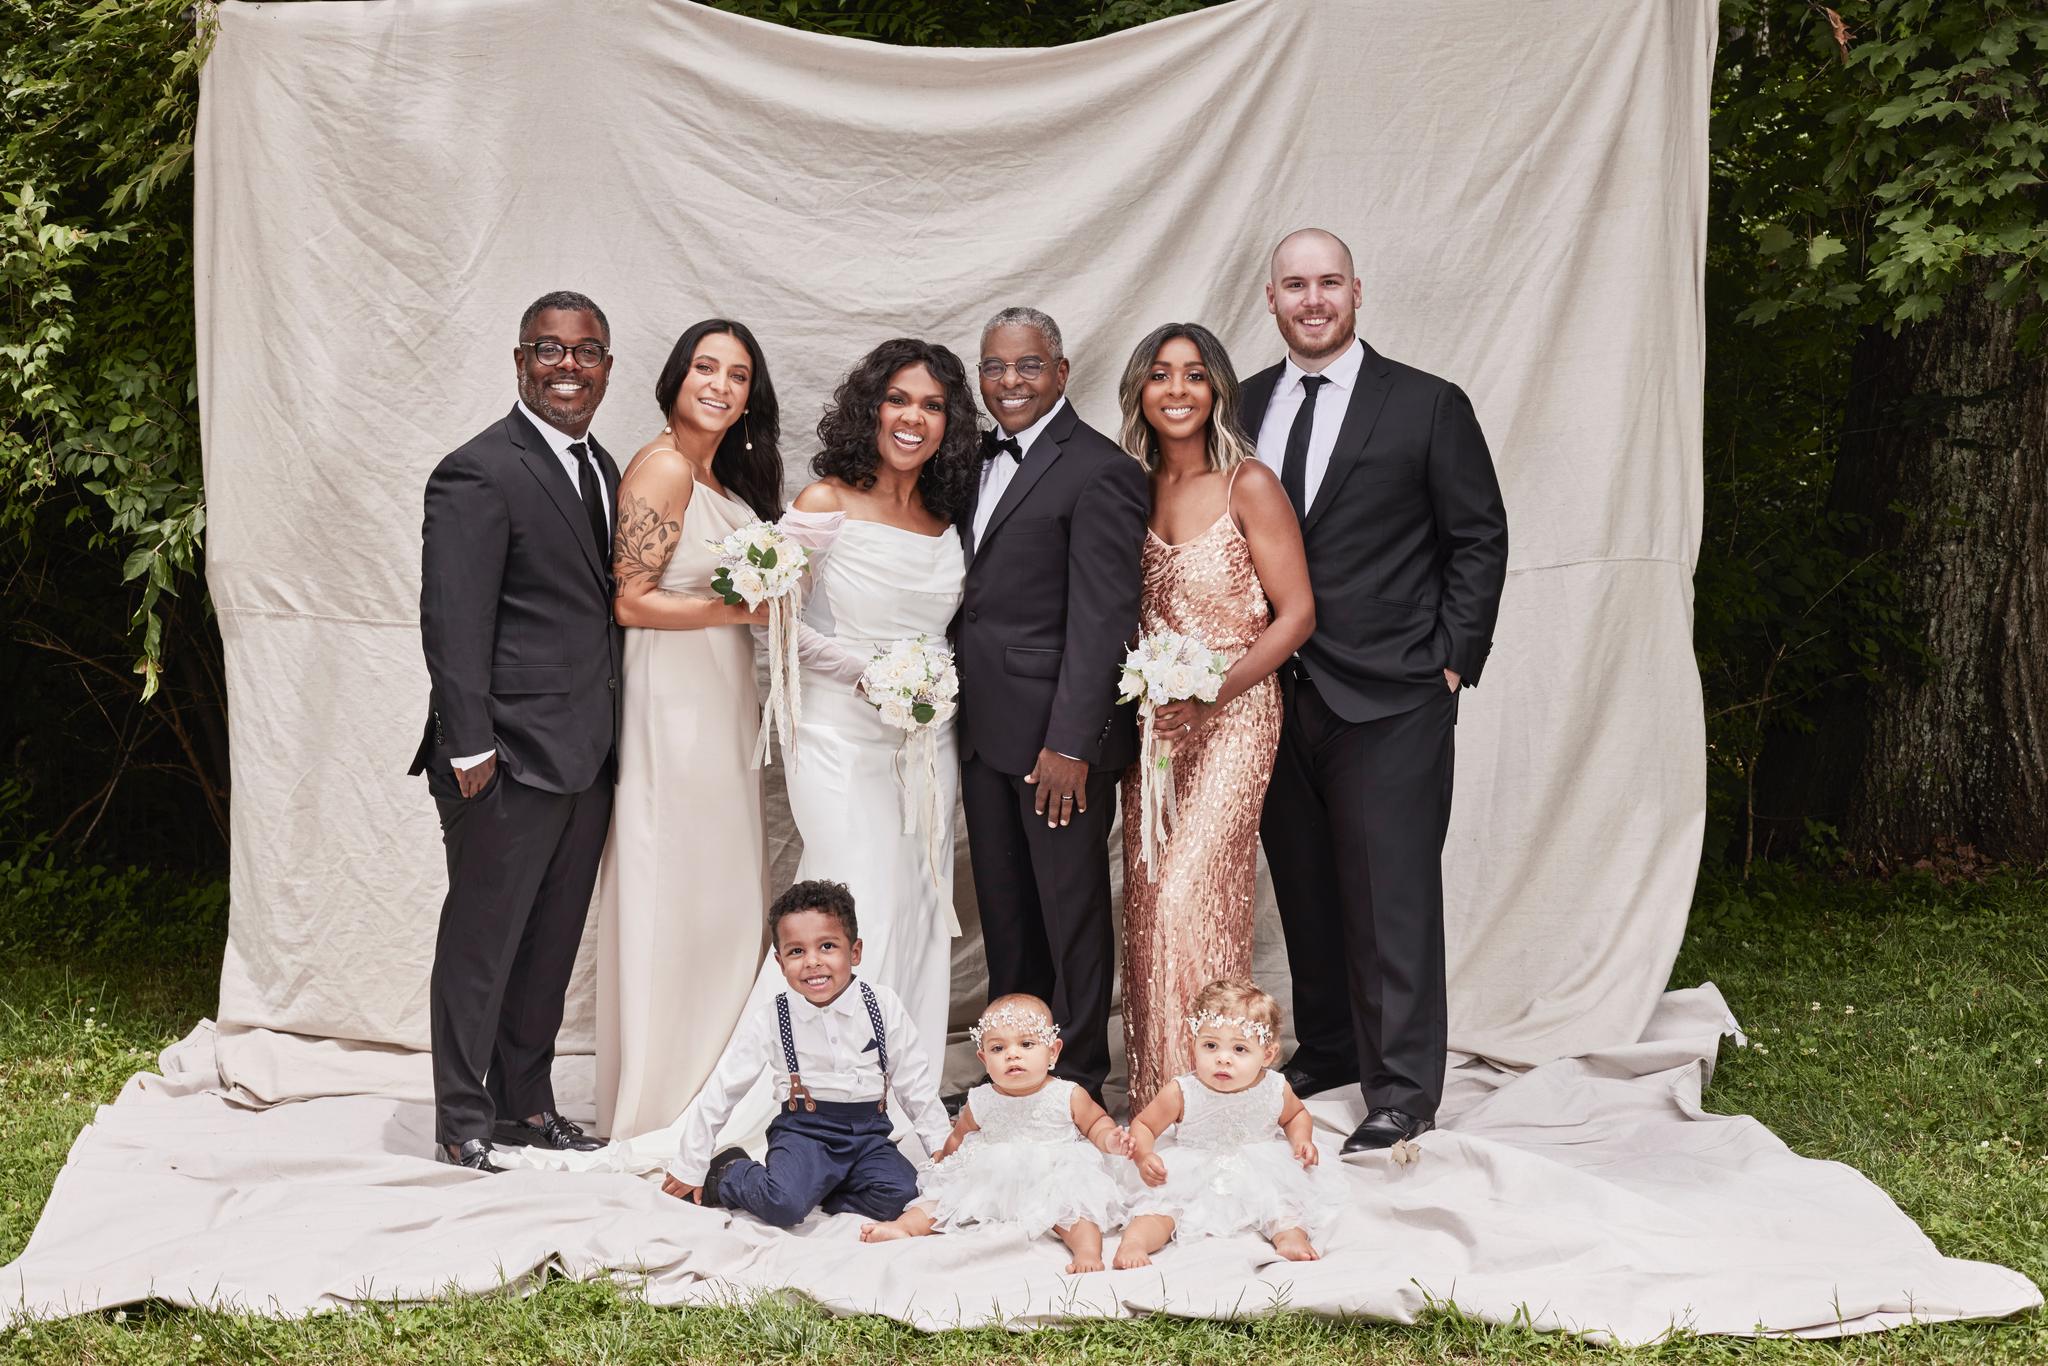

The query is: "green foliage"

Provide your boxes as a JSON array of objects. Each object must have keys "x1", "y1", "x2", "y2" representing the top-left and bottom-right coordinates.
[
  {"x1": 0, "y1": 778, "x2": 226, "y2": 962},
  {"x1": 1721, "y1": 1, "x2": 2048, "y2": 341},
  {"x1": 1688, "y1": 0, "x2": 2045, "y2": 867},
  {"x1": 705, "y1": 0, "x2": 1215, "y2": 46},
  {"x1": 1, "y1": 0, "x2": 214, "y2": 699}
]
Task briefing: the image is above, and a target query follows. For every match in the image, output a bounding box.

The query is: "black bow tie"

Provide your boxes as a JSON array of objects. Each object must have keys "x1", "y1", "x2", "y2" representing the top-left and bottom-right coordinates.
[{"x1": 985, "y1": 433, "x2": 1023, "y2": 465}]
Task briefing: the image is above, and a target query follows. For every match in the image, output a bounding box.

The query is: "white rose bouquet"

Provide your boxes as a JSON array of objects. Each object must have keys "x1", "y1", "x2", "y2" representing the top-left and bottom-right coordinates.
[
  {"x1": 1117, "y1": 630, "x2": 1229, "y2": 877},
  {"x1": 861, "y1": 636, "x2": 962, "y2": 931},
  {"x1": 707, "y1": 521, "x2": 809, "y2": 765}
]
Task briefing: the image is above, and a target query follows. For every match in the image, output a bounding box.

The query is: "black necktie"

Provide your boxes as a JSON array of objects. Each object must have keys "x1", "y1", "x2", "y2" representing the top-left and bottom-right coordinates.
[
  {"x1": 568, "y1": 440, "x2": 609, "y2": 564},
  {"x1": 986, "y1": 433, "x2": 1023, "y2": 464},
  {"x1": 1281, "y1": 374, "x2": 1330, "y2": 520}
]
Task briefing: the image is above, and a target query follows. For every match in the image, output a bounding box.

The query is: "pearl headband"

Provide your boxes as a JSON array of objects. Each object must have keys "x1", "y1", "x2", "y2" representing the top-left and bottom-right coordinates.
[
  {"x1": 1186, "y1": 1011, "x2": 1274, "y2": 1046},
  {"x1": 969, "y1": 1003, "x2": 1061, "y2": 1047}
]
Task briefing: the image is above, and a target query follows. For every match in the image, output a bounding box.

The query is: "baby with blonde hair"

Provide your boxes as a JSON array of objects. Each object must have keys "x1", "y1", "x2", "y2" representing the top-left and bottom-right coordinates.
[
  {"x1": 861, "y1": 994, "x2": 1131, "y2": 1272},
  {"x1": 1113, "y1": 978, "x2": 1337, "y2": 1266}
]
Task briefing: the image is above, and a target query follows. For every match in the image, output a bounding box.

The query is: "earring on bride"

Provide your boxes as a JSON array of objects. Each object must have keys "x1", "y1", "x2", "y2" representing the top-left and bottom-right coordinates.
[{"x1": 744, "y1": 410, "x2": 753, "y2": 452}]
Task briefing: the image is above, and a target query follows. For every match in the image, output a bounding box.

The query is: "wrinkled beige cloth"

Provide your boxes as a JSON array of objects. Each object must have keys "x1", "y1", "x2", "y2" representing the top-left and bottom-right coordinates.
[
  {"x1": 2, "y1": 991, "x2": 2036, "y2": 1339},
  {"x1": 12, "y1": 0, "x2": 2032, "y2": 1341},
  {"x1": 198, "y1": 0, "x2": 1705, "y2": 1094}
]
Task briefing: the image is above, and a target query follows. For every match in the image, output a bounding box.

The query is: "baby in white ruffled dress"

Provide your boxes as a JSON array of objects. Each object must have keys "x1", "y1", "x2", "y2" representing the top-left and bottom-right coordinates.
[
  {"x1": 1114, "y1": 977, "x2": 1338, "y2": 1267},
  {"x1": 859, "y1": 994, "x2": 1131, "y2": 1272}
]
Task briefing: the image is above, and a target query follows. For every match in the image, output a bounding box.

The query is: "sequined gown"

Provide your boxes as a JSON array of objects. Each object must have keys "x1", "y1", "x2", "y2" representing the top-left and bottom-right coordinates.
[{"x1": 1120, "y1": 490, "x2": 1282, "y2": 1113}]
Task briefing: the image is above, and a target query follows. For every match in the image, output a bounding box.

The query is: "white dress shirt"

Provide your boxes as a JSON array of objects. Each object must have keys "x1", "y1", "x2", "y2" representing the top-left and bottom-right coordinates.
[
  {"x1": 1254, "y1": 337, "x2": 1366, "y2": 511},
  {"x1": 666, "y1": 974, "x2": 950, "y2": 1185},
  {"x1": 971, "y1": 395, "x2": 1068, "y2": 547},
  {"x1": 450, "y1": 399, "x2": 612, "y2": 773}
]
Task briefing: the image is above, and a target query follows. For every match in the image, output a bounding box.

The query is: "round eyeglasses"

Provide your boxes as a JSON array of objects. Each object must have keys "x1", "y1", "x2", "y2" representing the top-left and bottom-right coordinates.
[
  {"x1": 521, "y1": 340, "x2": 610, "y2": 368},
  {"x1": 978, "y1": 357, "x2": 1050, "y2": 381}
]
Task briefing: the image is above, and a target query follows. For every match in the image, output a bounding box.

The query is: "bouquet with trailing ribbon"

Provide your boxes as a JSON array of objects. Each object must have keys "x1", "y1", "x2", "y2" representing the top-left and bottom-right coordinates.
[
  {"x1": 708, "y1": 521, "x2": 809, "y2": 766},
  {"x1": 860, "y1": 635, "x2": 962, "y2": 932},
  {"x1": 1117, "y1": 629, "x2": 1227, "y2": 878}
]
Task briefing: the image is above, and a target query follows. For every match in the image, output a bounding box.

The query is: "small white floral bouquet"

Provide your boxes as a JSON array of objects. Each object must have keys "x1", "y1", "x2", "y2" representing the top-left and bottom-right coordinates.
[
  {"x1": 862, "y1": 636, "x2": 962, "y2": 931},
  {"x1": 1117, "y1": 630, "x2": 1228, "y2": 877},
  {"x1": 707, "y1": 520, "x2": 810, "y2": 766}
]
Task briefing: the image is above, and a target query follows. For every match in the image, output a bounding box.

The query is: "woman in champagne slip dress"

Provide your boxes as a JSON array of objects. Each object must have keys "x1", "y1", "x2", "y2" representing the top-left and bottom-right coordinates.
[
  {"x1": 596, "y1": 321, "x2": 785, "y2": 1141},
  {"x1": 1112, "y1": 324, "x2": 1316, "y2": 1113}
]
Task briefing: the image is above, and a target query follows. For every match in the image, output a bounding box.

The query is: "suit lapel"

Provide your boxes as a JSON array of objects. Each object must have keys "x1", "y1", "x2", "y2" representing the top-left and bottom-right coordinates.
[
  {"x1": 1303, "y1": 343, "x2": 1393, "y2": 533},
  {"x1": 1238, "y1": 365, "x2": 1281, "y2": 446},
  {"x1": 976, "y1": 401, "x2": 1077, "y2": 553},
  {"x1": 508, "y1": 406, "x2": 608, "y2": 584}
]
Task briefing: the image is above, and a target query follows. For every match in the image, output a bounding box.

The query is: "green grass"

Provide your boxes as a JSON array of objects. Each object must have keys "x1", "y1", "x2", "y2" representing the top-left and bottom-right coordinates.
[{"x1": 1, "y1": 864, "x2": 2043, "y2": 1363}]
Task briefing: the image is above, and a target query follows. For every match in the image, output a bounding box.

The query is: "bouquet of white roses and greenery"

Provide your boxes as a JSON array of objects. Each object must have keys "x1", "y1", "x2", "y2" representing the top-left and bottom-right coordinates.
[
  {"x1": 1117, "y1": 630, "x2": 1228, "y2": 877},
  {"x1": 707, "y1": 521, "x2": 809, "y2": 765},
  {"x1": 861, "y1": 636, "x2": 962, "y2": 931}
]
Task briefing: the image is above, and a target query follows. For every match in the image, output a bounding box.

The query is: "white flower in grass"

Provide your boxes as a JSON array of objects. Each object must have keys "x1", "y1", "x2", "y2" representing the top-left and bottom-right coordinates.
[
  {"x1": 1809, "y1": 1001, "x2": 1821, "y2": 1012},
  {"x1": 1843, "y1": 1005, "x2": 1855, "y2": 1015},
  {"x1": 113, "y1": 1310, "x2": 126, "y2": 1324}
]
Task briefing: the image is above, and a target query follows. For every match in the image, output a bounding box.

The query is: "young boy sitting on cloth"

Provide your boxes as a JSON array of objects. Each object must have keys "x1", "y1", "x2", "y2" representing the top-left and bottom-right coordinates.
[{"x1": 661, "y1": 879, "x2": 950, "y2": 1227}]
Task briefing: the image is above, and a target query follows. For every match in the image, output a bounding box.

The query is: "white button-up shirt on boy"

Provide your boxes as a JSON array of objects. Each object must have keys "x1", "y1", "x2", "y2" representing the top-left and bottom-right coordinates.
[{"x1": 667, "y1": 974, "x2": 949, "y2": 1185}]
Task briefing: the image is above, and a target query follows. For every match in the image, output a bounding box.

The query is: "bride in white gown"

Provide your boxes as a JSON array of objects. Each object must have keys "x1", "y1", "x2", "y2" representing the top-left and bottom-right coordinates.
[{"x1": 770, "y1": 338, "x2": 981, "y2": 1057}]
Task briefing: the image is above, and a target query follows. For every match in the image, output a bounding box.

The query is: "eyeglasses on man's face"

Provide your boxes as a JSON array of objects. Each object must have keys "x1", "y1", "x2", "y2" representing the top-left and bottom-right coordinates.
[
  {"x1": 521, "y1": 339, "x2": 610, "y2": 368},
  {"x1": 977, "y1": 357, "x2": 1050, "y2": 381}
]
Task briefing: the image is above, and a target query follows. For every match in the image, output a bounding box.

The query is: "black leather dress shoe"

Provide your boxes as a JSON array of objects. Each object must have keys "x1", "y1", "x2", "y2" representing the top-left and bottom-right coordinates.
[
  {"x1": 699, "y1": 1146, "x2": 751, "y2": 1208},
  {"x1": 493, "y1": 1111, "x2": 602, "y2": 1152},
  {"x1": 1280, "y1": 1063, "x2": 1359, "y2": 1100},
  {"x1": 941, "y1": 1090, "x2": 971, "y2": 1118},
  {"x1": 1340, "y1": 1107, "x2": 1436, "y2": 1155},
  {"x1": 438, "y1": 1139, "x2": 503, "y2": 1173}
]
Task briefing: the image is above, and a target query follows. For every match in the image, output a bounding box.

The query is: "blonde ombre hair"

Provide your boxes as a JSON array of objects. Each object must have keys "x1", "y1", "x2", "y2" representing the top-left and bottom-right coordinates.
[
  {"x1": 1185, "y1": 977, "x2": 1284, "y2": 1045},
  {"x1": 1116, "y1": 323, "x2": 1259, "y2": 474}
]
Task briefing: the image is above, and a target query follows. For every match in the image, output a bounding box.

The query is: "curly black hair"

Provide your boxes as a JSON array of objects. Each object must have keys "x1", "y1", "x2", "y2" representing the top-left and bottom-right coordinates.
[
  {"x1": 767, "y1": 878, "x2": 858, "y2": 945},
  {"x1": 811, "y1": 338, "x2": 978, "y2": 525},
  {"x1": 654, "y1": 319, "x2": 784, "y2": 522}
]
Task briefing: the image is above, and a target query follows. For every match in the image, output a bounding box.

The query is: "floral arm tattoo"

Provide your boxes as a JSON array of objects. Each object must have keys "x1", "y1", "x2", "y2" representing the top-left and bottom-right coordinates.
[{"x1": 613, "y1": 492, "x2": 682, "y2": 592}]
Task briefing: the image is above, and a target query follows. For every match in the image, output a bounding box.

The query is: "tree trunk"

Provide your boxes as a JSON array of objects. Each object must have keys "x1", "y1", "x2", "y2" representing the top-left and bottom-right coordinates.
[{"x1": 1763, "y1": 271, "x2": 2048, "y2": 866}]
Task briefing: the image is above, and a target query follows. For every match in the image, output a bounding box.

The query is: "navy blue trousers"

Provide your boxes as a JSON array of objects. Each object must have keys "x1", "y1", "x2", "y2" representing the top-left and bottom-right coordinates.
[{"x1": 718, "y1": 1100, "x2": 919, "y2": 1228}]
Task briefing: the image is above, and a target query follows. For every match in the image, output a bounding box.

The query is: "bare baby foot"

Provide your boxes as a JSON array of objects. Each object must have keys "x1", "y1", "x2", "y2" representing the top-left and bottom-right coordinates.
[
  {"x1": 860, "y1": 1220, "x2": 912, "y2": 1243},
  {"x1": 1111, "y1": 1241, "x2": 1153, "y2": 1270},
  {"x1": 1272, "y1": 1227, "x2": 1320, "y2": 1262},
  {"x1": 1066, "y1": 1251, "x2": 1105, "y2": 1273}
]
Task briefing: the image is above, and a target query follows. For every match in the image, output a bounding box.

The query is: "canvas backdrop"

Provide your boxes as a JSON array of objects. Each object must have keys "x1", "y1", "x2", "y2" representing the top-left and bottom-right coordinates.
[
  {"x1": 7, "y1": 0, "x2": 2034, "y2": 1340},
  {"x1": 199, "y1": 0, "x2": 1706, "y2": 1097}
]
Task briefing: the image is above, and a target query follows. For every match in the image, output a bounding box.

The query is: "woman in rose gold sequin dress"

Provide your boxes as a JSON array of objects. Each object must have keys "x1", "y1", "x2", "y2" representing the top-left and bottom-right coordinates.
[{"x1": 1113, "y1": 324, "x2": 1317, "y2": 1112}]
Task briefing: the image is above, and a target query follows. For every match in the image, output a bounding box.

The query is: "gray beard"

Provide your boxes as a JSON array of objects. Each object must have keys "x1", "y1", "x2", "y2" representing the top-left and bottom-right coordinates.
[{"x1": 521, "y1": 377, "x2": 586, "y2": 430}]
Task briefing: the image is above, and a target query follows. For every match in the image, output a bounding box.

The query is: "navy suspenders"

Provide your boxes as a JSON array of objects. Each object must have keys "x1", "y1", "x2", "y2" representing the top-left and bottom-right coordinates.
[{"x1": 775, "y1": 981, "x2": 890, "y2": 1113}]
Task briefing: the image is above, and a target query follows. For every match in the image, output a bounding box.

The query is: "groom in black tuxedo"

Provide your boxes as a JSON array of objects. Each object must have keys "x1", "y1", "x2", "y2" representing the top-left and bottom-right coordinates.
[
  {"x1": 1240, "y1": 230, "x2": 1508, "y2": 1152},
  {"x1": 409, "y1": 290, "x2": 622, "y2": 1169},
  {"x1": 955, "y1": 307, "x2": 1147, "y2": 1101}
]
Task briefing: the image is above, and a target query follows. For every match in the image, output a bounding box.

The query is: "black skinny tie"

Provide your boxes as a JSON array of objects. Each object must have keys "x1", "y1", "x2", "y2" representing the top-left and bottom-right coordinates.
[
  {"x1": 568, "y1": 440, "x2": 609, "y2": 564},
  {"x1": 1280, "y1": 374, "x2": 1331, "y2": 520}
]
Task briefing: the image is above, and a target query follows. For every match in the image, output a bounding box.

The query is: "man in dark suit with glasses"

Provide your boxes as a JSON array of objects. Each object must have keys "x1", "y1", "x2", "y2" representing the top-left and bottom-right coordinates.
[{"x1": 410, "y1": 289, "x2": 623, "y2": 1169}]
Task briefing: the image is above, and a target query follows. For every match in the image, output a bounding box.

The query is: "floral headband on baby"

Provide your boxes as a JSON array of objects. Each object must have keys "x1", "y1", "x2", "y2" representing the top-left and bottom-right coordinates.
[
  {"x1": 1186, "y1": 1011, "x2": 1275, "y2": 1046},
  {"x1": 969, "y1": 1002, "x2": 1062, "y2": 1047}
]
